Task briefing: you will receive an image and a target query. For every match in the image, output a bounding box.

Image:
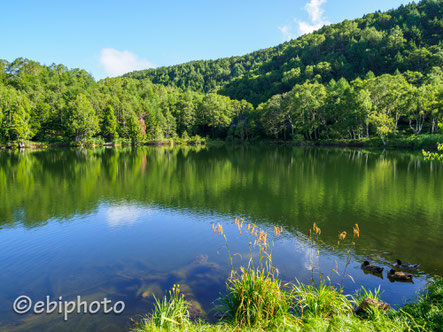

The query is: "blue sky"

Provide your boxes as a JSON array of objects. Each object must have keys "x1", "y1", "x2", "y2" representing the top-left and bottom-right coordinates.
[{"x1": 1, "y1": 0, "x2": 413, "y2": 79}]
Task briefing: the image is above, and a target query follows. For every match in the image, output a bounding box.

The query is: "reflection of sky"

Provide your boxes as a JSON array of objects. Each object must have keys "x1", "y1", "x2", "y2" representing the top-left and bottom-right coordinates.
[{"x1": 105, "y1": 203, "x2": 155, "y2": 228}]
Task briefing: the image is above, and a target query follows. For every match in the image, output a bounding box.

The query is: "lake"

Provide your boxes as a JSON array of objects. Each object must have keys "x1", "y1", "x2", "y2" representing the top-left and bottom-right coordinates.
[{"x1": 0, "y1": 146, "x2": 442, "y2": 331}]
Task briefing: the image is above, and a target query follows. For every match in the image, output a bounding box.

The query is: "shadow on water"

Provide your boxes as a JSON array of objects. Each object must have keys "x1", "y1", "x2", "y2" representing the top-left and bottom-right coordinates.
[{"x1": 0, "y1": 146, "x2": 442, "y2": 330}]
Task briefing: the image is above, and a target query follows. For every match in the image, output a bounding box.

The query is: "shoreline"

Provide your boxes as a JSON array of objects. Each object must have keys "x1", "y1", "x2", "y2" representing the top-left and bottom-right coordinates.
[
  {"x1": 1, "y1": 134, "x2": 441, "y2": 151},
  {"x1": 130, "y1": 276, "x2": 442, "y2": 331}
]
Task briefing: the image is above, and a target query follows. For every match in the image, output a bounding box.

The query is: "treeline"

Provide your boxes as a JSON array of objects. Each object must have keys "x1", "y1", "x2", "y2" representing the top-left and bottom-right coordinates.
[
  {"x1": 0, "y1": 59, "x2": 442, "y2": 146},
  {"x1": 125, "y1": 0, "x2": 443, "y2": 106},
  {"x1": 257, "y1": 69, "x2": 442, "y2": 141},
  {"x1": 0, "y1": 59, "x2": 253, "y2": 146}
]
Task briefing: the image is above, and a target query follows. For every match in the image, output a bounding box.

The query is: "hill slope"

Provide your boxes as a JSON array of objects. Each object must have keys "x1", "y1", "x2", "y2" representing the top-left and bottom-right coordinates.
[{"x1": 124, "y1": 0, "x2": 443, "y2": 105}]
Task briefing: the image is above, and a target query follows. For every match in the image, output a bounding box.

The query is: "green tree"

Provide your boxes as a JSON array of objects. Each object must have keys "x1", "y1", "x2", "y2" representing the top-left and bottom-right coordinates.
[
  {"x1": 11, "y1": 101, "x2": 34, "y2": 147},
  {"x1": 406, "y1": 85, "x2": 429, "y2": 135},
  {"x1": 198, "y1": 94, "x2": 234, "y2": 137},
  {"x1": 258, "y1": 95, "x2": 286, "y2": 139},
  {"x1": 174, "y1": 92, "x2": 197, "y2": 136},
  {"x1": 128, "y1": 113, "x2": 142, "y2": 145},
  {"x1": 364, "y1": 74, "x2": 410, "y2": 131},
  {"x1": 287, "y1": 82, "x2": 327, "y2": 140},
  {"x1": 67, "y1": 94, "x2": 99, "y2": 144},
  {"x1": 0, "y1": 88, "x2": 34, "y2": 145},
  {"x1": 101, "y1": 105, "x2": 118, "y2": 141},
  {"x1": 369, "y1": 112, "x2": 395, "y2": 144}
]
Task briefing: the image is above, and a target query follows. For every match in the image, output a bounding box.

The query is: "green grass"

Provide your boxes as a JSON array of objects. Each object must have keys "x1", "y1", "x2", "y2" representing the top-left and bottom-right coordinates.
[
  {"x1": 131, "y1": 285, "x2": 191, "y2": 331},
  {"x1": 216, "y1": 266, "x2": 297, "y2": 329},
  {"x1": 317, "y1": 134, "x2": 443, "y2": 150},
  {"x1": 130, "y1": 277, "x2": 442, "y2": 332},
  {"x1": 398, "y1": 276, "x2": 443, "y2": 331},
  {"x1": 293, "y1": 282, "x2": 354, "y2": 318}
]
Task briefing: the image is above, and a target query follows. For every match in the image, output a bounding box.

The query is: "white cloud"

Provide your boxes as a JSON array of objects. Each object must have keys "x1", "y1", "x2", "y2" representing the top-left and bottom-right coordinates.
[
  {"x1": 279, "y1": 0, "x2": 330, "y2": 41},
  {"x1": 100, "y1": 48, "x2": 155, "y2": 77},
  {"x1": 278, "y1": 25, "x2": 297, "y2": 41},
  {"x1": 305, "y1": 0, "x2": 327, "y2": 24}
]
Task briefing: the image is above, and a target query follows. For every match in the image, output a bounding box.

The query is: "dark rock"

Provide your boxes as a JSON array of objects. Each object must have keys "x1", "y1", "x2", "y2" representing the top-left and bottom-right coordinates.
[{"x1": 355, "y1": 298, "x2": 390, "y2": 316}]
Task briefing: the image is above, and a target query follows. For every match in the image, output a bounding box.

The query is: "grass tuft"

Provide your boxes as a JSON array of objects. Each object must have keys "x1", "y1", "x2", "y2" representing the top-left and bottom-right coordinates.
[
  {"x1": 131, "y1": 284, "x2": 190, "y2": 331},
  {"x1": 293, "y1": 281, "x2": 353, "y2": 318},
  {"x1": 216, "y1": 266, "x2": 297, "y2": 329}
]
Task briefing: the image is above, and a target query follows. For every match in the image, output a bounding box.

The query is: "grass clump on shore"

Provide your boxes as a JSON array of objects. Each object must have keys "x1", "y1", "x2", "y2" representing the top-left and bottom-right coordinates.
[
  {"x1": 293, "y1": 282, "x2": 353, "y2": 318},
  {"x1": 131, "y1": 285, "x2": 191, "y2": 331},
  {"x1": 213, "y1": 221, "x2": 299, "y2": 329},
  {"x1": 131, "y1": 220, "x2": 442, "y2": 331},
  {"x1": 217, "y1": 266, "x2": 297, "y2": 329}
]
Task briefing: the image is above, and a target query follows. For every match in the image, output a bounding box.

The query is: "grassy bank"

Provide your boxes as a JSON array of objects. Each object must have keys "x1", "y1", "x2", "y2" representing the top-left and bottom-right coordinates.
[
  {"x1": 254, "y1": 134, "x2": 443, "y2": 150},
  {"x1": 131, "y1": 222, "x2": 442, "y2": 332},
  {"x1": 315, "y1": 135, "x2": 443, "y2": 150},
  {"x1": 131, "y1": 277, "x2": 442, "y2": 331},
  {"x1": 0, "y1": 134, "x2": 208, "y2": 150},
  {"x1": 1, "y1": 134, "x2": 441, "y2": 151}
]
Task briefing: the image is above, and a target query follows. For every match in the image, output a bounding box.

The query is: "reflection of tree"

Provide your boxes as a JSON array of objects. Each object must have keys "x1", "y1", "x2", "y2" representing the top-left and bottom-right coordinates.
[{"x1": 0, "y1": 147, "x2": 442, "y2": 261}]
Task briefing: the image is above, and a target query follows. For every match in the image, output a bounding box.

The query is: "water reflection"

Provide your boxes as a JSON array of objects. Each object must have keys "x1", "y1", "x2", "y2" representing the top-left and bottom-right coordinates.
[{"x1": 0, "y1": 146, "x2": 442, "y2": 330}]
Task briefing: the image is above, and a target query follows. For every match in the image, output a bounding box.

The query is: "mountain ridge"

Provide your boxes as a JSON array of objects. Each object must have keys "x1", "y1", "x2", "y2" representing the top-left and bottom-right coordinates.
[{"x1": 124, "y1": 0, "x2": 443, "y2": 105}]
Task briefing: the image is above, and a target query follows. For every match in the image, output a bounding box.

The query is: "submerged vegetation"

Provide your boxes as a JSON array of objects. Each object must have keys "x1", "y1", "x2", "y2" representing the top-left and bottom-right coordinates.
[
  {"x1": 1, "y1": 1, "x2": 442, "y2": 147},
  {"x1": 131, "y1": 220, "x2": 442, "y2": 331},
  {"x1": 423, "y1": 123, "x2": 443, "y2": 160},
  {"x1": 423, "y1": 142, "x2": 443, "y2": 161}
]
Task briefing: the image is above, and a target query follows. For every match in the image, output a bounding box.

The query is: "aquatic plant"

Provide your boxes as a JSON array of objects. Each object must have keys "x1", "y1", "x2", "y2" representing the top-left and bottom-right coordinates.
[
  {"x1": 337, "y1": 224, "x2": 360, "y2": 288},
  {"x1": 306, "y1": 222, "x2": 360, "y2": 288},
  {"x1": 423, "y1": 123, "x2": 443, "y2": 162},
  {"x1": 423, "y1": 142, "x2": 443, "y2": 161},
  {"x1": 213, "y1": 219, "x2": 299, "y2": 328}
]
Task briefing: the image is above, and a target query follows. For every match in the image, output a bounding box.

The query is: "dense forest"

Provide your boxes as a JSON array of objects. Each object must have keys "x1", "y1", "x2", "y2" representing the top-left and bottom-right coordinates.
[
  {"x1": 0, "y1": 0, "x2": 442, "y2": 146},
  {"x1": 125, "y1": 0, "x2": 443, "y2": 105}
]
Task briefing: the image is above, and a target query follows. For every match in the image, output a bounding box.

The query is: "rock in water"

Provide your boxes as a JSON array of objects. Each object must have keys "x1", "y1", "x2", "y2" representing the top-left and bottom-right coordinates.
[{"x1": 355, "y1": 298, "x2": 390, "y2": 316}]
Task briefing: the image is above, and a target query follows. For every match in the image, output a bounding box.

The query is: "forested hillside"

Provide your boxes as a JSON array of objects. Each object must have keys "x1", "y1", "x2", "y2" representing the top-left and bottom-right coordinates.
[
  {"x1": 0, "y1": 0, "x2": 442, "y2": 146},
  {"x1": 125, "y1": 0, "x2": 442, "y2": 105},
  {"x1": 0, "y1": 59, "x2": 251, "y2": 145}
]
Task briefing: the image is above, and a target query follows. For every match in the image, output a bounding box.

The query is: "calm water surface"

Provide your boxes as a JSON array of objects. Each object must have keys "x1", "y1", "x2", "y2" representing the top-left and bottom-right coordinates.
[{"x1": 0, "y1": 146, "x2": 442, "y2": 331}]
